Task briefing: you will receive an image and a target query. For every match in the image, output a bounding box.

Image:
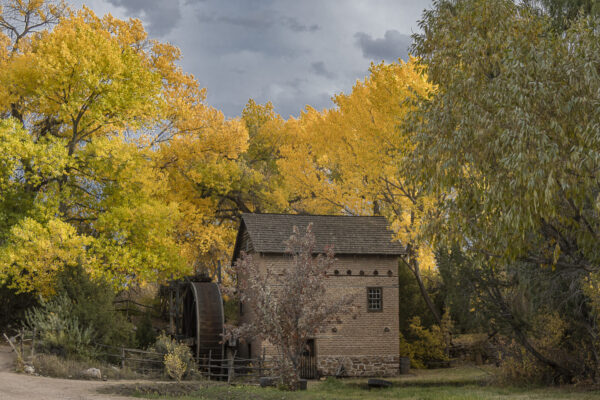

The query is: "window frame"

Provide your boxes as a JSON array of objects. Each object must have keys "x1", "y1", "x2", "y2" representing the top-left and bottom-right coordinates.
[{"x1": 366, "y1": 286, "x2": 383, "y2": 312}]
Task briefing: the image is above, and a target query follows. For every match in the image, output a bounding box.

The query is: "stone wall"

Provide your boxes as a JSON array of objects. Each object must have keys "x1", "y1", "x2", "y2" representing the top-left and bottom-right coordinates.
[{"x1": 317, "y1": 355, "x2": 399, "y2": 377}]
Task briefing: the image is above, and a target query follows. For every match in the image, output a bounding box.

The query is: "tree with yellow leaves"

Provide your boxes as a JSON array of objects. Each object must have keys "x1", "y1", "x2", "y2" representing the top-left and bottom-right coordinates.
[
  {"x1": 279, "y1": 59, "x2": 442, "y2": 324},
  {"x1": 0, "y1": 1, "x2": 245, "y2": 295},
  {"x1": 157, "y1": 99, "x2": 291, "y2": 273}
]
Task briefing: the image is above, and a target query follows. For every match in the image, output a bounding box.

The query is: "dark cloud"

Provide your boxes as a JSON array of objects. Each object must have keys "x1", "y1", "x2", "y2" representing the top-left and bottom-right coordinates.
[
  {"x1": 72, "y1": 0, "x2": 430, "y2": 118},
  {"x1": 310, "y1": 61, "x2": 336, "y2": 79},
  {"x1": 281, "y1": 16, "x2": 320, "y2": 32},
  {"x1": 196, "y1": 13, "x2": 273, "y2": 30},
  {"x1": 105, "y1": 0, "x2": 181, "y2": 36},
  {"x1": 354, "y1": 29, "x2": 411, "y2": 62},
  {"x1": 194, "y1": 11, "x2": 318, "y2": 57},
  {"x1": 197, "y1": 12, "x2": 319, "y2": 33}
]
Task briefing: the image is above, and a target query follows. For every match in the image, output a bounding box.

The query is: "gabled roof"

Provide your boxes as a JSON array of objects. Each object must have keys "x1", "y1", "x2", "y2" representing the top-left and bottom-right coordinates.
[{"x1": 232, "y1": 213, "x2": 405, "y2": 262}]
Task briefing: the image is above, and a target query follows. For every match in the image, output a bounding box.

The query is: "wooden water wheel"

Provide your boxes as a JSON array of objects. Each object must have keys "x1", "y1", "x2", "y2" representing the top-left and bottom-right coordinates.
[{"x1": 180, "y1": 281, "x2": 224, "y2": 361}]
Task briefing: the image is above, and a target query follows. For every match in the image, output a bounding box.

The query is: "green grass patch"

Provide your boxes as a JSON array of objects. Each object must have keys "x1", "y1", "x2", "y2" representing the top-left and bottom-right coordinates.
[{"x1": 101, "y1": 367, "x2": 600, "y2": 400}]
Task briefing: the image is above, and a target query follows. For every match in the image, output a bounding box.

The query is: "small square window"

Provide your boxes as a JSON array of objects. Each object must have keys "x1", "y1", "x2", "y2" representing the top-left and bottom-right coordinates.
[{"x1": 367, "y1": 287, "x2": 382, "y2": 312}]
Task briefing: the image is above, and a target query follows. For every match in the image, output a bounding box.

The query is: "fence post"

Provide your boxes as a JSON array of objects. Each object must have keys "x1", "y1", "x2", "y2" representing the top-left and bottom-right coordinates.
[
  {"x1": 260, "y1": 347, "x2": 265, "y2": 377},
  {"x1": 3, "y1": 333, "x2": 18, "y2": 356},
  {"x1": 19, "y1": 329, "x2": 24, "y2": 358},
  {"x1": 227, "y1": 350, "x2": 237, "y2": 384},
  {"x1": 208, "y1": 350, "x2": 212, "y2": 380},
  {"x1": 31, "y1": 328, "x2": 36, "y2": 359},
  {"x1": 121, "y1": 347, "x2": 125, "y2": 369}
]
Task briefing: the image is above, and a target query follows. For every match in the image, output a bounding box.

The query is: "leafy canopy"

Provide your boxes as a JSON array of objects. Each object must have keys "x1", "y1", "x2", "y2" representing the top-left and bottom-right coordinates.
[{"x1": 0, "y1": 1, "x2": 246, "y2": 294}]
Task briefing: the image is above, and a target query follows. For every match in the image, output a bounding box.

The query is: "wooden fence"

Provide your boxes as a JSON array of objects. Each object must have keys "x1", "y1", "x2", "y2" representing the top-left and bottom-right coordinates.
[
  {"x1": 96, "y1": 344, "x2": 277, "y2": 382},
  {"x1": 3, "y1": 330, "x2": 277, "y2": 383},
  {"x1": 196, "y1": 351, "x2": 276, "y2": 383},
  {"x1": 95, "y1": 343, "x2": 165, "y2": 375}
]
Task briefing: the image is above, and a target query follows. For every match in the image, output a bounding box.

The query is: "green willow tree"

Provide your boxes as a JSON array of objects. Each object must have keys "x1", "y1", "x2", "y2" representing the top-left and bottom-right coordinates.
[
  {"x1": 530, "y1": 0, "x2": 600, "y2": 30},
  {"x1": 412, "y1": 0, "x2": 600, "y2": 381}
]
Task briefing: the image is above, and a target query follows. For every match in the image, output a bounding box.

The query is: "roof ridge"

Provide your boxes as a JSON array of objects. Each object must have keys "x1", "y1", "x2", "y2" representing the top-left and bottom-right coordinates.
[{"x1": 242, "y1": 212, "x2": 386, "y2": 218}]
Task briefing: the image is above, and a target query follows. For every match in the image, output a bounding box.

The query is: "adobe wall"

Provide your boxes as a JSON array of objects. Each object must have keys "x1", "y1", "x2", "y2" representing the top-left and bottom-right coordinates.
[{"x1": 252, "y1": 253, "x2": 400, "y2": 377}]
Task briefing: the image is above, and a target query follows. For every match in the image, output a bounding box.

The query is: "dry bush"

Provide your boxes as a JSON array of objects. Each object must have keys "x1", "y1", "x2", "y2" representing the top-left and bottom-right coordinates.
[{"x1": 31, "y1": 354, "x2": 141, "y2": 380}]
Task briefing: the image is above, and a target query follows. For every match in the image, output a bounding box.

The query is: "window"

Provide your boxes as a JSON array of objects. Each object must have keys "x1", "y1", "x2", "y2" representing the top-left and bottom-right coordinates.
[{"x1": 367, "y1": 287, "x2": 383, "y2": 312}]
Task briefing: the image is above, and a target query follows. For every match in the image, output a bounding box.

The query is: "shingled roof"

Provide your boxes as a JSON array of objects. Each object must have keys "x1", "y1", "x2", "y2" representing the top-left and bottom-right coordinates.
[{"x1": 232, "y1": 213, "x2": 405, "y2": 261}]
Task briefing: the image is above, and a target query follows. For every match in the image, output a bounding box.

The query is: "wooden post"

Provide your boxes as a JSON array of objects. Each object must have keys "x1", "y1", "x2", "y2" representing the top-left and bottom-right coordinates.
[
  {"x1": 217, "y1": 260, "x2": 222, "y2": 284},
  {"x1": 260, "y1": 347, "x2": 266, "y2": 377},
  {"x1": 169, "y1": 291, "x2": 174, "y2": 335},
  {"x1": 175, "y1": 285, "x2": 180, "y2": 336},
  {"x1": 3, "y1": 333, "x2": 18, "y2": 356},
  {"x1": 121, "y1": 347, "x2": 125, "y2": 369},
  {"x1": 227, "y1": 350, "x2": 237, "y2": 384},
  {"x1": 31, "y1": 328, "x2": 36, "y2": 359},
  {"x1": 19, "y1": 329, "x2": 24, "y2": 358},
  {"x1": 208, "y1": 350, "x2": 212, "y2": 380}
]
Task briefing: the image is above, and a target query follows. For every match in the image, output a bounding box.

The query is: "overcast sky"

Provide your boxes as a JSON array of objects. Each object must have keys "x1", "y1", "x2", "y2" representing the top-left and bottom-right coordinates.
[{"x1": 69, "y1": 0, "x2": 432, "y2": 118}]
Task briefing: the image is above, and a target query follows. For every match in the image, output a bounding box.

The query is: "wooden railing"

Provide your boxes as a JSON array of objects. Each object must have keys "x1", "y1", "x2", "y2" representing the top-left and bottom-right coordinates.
[{"x1": 4, "y1": 331, "x2": 313, "y2": 384}]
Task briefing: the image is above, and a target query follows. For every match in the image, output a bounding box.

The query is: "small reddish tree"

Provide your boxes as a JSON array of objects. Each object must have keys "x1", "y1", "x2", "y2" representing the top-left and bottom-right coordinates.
[{"x1": 228, "y1": 224, "x2": 354, "y2": 390}]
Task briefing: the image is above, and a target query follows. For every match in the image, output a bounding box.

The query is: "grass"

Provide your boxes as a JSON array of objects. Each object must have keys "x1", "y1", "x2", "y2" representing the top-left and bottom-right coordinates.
[
  {"x1": 32, "y1": 353, "x2": 148, "y2": 380},
  {"x1": 100, "y1": 366, "x2": 600, "y2": 400}
]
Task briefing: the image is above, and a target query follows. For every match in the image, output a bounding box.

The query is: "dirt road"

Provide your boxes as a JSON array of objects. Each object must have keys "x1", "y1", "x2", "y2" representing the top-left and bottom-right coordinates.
[{"x1": 0, "y1": 346, "x2": 144, "y2": 400}]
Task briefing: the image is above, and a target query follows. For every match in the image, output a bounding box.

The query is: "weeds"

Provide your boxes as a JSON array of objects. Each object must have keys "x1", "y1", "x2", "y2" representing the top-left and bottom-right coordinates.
[{"x1": 31, "y1": 353, "x2": 143, "y2": 380}]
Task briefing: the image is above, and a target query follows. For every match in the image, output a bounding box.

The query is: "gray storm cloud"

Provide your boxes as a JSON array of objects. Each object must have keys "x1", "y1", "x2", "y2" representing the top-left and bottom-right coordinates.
[
  {"x1": 354, "y1": 30, "x2": 411, "y2": 62},
  {"x1": 69, "y1": 0, "x2": 431, "y2": 117},
  {"x1": 310, "y1": 61, "x2": 336, "y2": 80},
  {"x1": 105, "y1": 0, "x2": 182, "y2": 36}
]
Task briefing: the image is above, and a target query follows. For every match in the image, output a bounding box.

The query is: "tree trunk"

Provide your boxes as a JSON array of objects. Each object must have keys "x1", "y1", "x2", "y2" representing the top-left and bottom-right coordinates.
[
  {"x1": 490, "y1": 281, "x2": 577, "y2": 382},
  {"x1": 401, "y1": 252, "x2": 441, "y2": 326},
  {"x1": 514, "y1": 328, "x2": 575, "y2": 383}
]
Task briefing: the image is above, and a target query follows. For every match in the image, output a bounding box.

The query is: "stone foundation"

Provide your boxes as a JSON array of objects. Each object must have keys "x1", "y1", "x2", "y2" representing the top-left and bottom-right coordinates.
[{"x1": 317, "y1": 356, "x2": 399, "y2": 377}]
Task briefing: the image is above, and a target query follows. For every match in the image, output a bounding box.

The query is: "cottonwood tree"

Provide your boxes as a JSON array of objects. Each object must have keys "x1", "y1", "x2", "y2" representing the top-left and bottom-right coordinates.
[
  {"x1": 0, "y1": 0, "x2": 245, "y2": 294},
  {"x1": 278, "y1": 60, "x2": 442, "y2": 325},
  {"x1": 158, "y1": 100, "x2": 291, "y2": 271},
  {"x1": 228, "y1": 224, "x2": 354, "y2": 390}
]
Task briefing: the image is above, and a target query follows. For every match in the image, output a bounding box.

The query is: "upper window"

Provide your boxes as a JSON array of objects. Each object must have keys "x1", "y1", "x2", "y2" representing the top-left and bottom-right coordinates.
[{"x1": 367, "y1": 287, "x2": 383, "y2": 312}]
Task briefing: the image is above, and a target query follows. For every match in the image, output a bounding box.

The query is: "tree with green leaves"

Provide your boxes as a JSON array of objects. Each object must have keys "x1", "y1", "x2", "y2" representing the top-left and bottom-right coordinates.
[
  {"x1": 412, "y1": 0, "x2": 600, "y2": 381},
  {"x1": 529, "y1": 0, "x2": 600, "y2": 30}
]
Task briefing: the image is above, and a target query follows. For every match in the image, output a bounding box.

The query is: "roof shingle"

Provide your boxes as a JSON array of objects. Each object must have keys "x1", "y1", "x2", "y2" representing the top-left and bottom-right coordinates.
[{"x1": 234, "y1": 213, "x2": 405, "y2": 259}]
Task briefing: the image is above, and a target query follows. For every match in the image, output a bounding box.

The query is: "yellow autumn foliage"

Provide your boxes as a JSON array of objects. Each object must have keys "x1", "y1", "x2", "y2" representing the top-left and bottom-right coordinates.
[
  {"x1": 0, "y1": 1, "x2": 246, "y2": 294},
  {"x1": 279, "y1": 58, "x2": 437, "y2": 271}
]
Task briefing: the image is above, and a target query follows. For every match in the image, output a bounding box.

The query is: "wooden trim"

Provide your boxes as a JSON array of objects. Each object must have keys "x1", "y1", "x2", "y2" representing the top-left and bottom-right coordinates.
[{"x1": 366, "y1": 286, "x2": 383, "y2": 312}]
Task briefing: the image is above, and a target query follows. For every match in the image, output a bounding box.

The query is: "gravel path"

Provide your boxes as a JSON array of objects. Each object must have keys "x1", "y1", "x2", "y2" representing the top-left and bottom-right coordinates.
[{"x1": 0, "y1": 346, "x2": 146, "y2": 400}]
